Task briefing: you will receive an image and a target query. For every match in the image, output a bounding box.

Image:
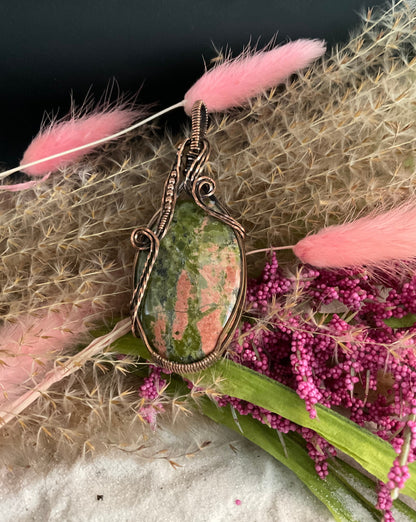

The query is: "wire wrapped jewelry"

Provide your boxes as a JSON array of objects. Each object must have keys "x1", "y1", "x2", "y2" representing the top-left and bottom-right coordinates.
[{"x1": 131, "y1": 101, "x2": 246, "y2": 374}]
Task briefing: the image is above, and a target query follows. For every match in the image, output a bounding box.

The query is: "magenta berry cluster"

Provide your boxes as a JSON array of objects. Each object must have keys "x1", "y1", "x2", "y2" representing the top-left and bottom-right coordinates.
[
  {"x1": 139, "y1": 365, "x2": 167, "y2": 401},
  {"x1": 138, "y1": 365, "x2": 167, "y2": 427},
  {"x1": 140, "y1": 255, "x2": 416, "y2": 519},
  {"x1": 222, "y1": 255, "x2": 416, "y2": 519}
]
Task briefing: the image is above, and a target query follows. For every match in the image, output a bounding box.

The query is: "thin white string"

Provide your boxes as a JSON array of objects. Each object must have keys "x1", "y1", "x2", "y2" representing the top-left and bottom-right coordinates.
[{"x1": 0, "y1": 100, "x2": 185, "y2": 181}]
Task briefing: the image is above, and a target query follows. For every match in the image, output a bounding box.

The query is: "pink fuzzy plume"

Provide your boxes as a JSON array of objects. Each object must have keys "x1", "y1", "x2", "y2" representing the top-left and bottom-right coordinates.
[
  {"x1": 0, "y1": 318, "x2": 131, "y2": 427},
  {"x1": 0, "y1": 173, "x2": 51, "y2": 192},
  {"x1": 20, "y1": 109, "x2": 139, "y2": 176},
  {"x1": 293, "y1": 203, "x2": 416, "y2": 268},
  {"x1": 0, "y1": 304, "x2": 90, "y2": 406},
  {"x1": 184, "y1": 39, "x2": 326, "y2": 114}
]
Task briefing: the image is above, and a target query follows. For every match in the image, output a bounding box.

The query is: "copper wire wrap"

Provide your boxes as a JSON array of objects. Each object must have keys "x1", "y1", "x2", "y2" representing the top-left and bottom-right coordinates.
[
  {"x1": 190, "y1": 100, "x2": 208, "y2": 153},
  {"x1": 130, "y1": 100, "x2": 246, "y2": 374}
]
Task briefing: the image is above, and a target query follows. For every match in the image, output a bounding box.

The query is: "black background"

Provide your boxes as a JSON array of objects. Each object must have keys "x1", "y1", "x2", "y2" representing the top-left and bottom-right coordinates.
[{"x1": 0, "y1": 1, "x2": 386, "y2": 169}]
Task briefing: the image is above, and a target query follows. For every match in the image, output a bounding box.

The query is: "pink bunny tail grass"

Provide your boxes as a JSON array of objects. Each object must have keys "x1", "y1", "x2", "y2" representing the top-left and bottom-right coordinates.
[
  {"x1": 0, "y1": 318, "x2": 131, "y2": 427},
  {"x1": 293, "y1": 203, "x2": 416, "y2": 269},
  {"x1": 0, "y1": 173, "x2": 51, "y2": 191},
  {"x1": 184, "y1": 39, "x2": 326, "y2": 114},
  {"x1": 0, "y1": 304, "x2": 92, "y2": 407},
  {"x1": 20, "y1": 108, "x2": 140, "y2": 176}
]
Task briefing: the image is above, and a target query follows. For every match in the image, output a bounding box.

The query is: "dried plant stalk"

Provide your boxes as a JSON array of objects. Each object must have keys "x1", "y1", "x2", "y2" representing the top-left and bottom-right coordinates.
[{"x1": 1, "y1": 0, "x2": 416, "y2": 460}]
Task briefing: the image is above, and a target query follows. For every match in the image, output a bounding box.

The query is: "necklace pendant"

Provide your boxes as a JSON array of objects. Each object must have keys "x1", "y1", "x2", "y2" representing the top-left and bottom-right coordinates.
[{"x1": 131, "y1": 102, "x2": 246, "y2": 374}]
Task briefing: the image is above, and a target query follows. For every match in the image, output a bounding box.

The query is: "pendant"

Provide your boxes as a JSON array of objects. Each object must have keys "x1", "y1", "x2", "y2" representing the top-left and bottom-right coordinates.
[{"x1": 131, "y1": 101, "x2": 246, "y2": 374}]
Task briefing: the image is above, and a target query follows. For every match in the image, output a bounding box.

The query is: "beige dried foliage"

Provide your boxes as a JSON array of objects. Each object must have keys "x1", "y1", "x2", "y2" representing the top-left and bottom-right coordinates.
[
  {"x1": 1, "y1": 0, "x2": 416, "y2": 463},
  {"x1": 208, "y1": 2, "x2": 416, "y2": 262},
  {"x1": 3, "y1": 2, "x2": 416, "y2": 323}
]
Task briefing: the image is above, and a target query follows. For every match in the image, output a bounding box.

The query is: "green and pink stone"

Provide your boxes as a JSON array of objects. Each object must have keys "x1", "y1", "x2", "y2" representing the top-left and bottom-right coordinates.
[{"x1": 135, "y1": 199, "x2": 242, "y2": 364}]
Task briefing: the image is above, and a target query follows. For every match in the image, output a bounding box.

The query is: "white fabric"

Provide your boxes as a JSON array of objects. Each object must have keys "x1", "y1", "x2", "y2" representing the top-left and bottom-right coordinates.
[{"x1": 0, "y1": 417, "x2": 334, "y2": 522}]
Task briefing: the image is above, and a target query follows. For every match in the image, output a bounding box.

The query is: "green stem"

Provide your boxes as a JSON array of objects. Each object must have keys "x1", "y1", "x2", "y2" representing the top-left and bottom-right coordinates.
[
  {"x1": 109, "y1": 333, "x2": 416, "y2": 498},
  {"x1": 329, "y1": 457, "x2": 416, "y2": 520},
  {"x1": 199, "y1": 398, "x2": 379, "y2": 521},
  {"x1": 163, "y1": 374, "x2": 416, "y2": 520},
  {"x1": 392, "y1": 413, "x2": 416, "y2": 500}
]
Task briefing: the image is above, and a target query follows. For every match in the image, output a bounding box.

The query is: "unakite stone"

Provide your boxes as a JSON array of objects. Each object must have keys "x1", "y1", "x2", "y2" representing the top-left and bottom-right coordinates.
[{"x1": 136, "y1": 199, "x2": 242, "y2": 364}]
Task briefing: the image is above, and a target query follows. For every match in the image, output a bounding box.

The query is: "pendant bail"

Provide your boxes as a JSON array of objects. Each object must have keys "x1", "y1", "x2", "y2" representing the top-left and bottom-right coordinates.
[
  {"x1": 131, "y1": 98, "x2": 246, "y2": 374},
  {"x1": 190, "y1": 100, "x2": 208, "y2": 154},
  {"x1": 184, "y1": 101, "x2": 210, "y2": 190}
]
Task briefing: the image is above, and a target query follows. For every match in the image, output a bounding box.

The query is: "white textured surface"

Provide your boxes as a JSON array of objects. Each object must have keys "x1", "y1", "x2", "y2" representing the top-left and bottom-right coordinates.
[{"x1": 0, "y1": 419, "x2": 334, "y2": 522}]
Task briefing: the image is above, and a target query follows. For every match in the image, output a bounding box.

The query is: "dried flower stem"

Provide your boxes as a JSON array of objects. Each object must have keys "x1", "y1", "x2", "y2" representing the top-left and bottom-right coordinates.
[
  {"x1": 0, "y1": 318, "x2": 131, "y2": 427},
  {"x1": 246, "y1": 245, "x2": 295, "y2": 256},
  {"x1": 0, "y1": 101, "x2": 185, "y2": 180}
]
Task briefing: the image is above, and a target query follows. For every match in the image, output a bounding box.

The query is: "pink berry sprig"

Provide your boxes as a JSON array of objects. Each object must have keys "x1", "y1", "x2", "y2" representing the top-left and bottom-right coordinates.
[{"x1": 219, "y1": 254, "x2": 416, "y2": 495}]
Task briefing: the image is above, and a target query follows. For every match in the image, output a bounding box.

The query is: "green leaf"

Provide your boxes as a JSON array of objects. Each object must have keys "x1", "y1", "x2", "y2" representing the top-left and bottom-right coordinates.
[
  {"x1": 183, "y1": 359, "x2": 416, "y2": 498},
  {"x1": 313, "y1": 312, "x2": 335, "y2": 325},
  {"x1": 329, "y1": 457, "x2": 416, "y2": 520},
  {"x1": 110, "y1": 332, "x2": 416, "y2": 498},
  {"x1": 383, "y1": 314, "x2": 416, "y2": 328},
  {"x1": 107, "y1": 333, "x2": 148, "y2": 357},
  {"x1": 169, "y1": 375, "x2": 386, "y2": 519},
  {"x1": 201, "y1": 400, "x2": 379, "y2": 522}
]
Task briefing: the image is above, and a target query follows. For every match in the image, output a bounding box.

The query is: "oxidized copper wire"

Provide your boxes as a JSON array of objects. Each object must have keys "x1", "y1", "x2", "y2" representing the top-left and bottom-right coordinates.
[
  {"x1": 130, "y1": 227, "x2": 159, "y2": 337},
  {"x1": 190, "y1": 100, "x2": 208, "y2": 153},
  {"x1": 131, "y1": 100, "x2": 247, "y2": 373}
]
